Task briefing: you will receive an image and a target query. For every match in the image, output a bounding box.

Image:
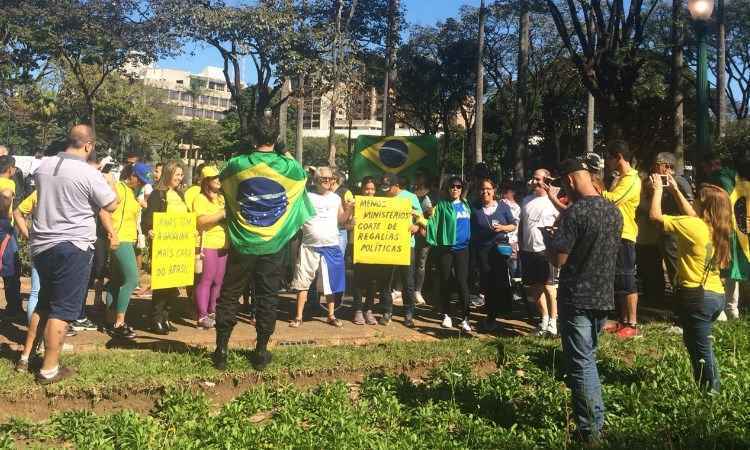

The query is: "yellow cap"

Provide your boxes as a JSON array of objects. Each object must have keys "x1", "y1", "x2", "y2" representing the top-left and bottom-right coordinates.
[{"x1": 201, "y1": 166, "x2": 220, "y2": 178}]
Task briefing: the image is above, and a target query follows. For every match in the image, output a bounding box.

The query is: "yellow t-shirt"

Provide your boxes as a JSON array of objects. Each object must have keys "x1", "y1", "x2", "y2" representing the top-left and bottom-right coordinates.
[
  {"x1": 184, "y1": 185, "x2": 201, "y2": 212},
  {"x1": 17, "y1": 190, "x2": 37, "y2": 216},
  {"x1": 603, "y1": 168, "x2": 641, "y2": 242},
  {"x1": 193, "y1": 193, "x2": 227, "y2": 249},
  {"x1": 0, "y1": 177, "x2": 15, "y2": 194},
  {"x1": 166, "y1": 189, "x2": 188, "y2": 213},
  {"x1": 662, "y1": 215, "x2": 724, "y2": 294},
  {"x1": 113, "y1": 181, "x2": 141, "y2": 242}
]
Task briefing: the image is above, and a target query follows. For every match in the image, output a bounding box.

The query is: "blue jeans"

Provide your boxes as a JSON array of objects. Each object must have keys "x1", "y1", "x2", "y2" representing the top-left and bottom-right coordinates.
[
  {"x1": 26, "y1": 265, "x2": 40, "y2": 323},
  {"x1": 559, "y1": 305, "x2": 608, "y2": 437},
  {"x1": 677, "y1": 290, "x2": 724, "y2": 392}
]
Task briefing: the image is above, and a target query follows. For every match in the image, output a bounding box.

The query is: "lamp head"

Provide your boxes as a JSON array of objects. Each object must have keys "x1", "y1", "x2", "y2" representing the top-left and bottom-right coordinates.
[{"x1": 688, "y1": 0, "x2": 714, "y2": 21}]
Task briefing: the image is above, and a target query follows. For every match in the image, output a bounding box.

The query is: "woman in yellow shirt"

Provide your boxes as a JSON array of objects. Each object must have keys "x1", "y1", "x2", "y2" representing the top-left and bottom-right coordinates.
[
  {"x1": 192, "y1": 166, "x2": 227, "y2": 329},
  {"x1": 142, "y1": 160, "x2": 187, "y2": 335},
  {"x1": 106, "y1": 163, "x2": 152, "y2": 340},
  {"x1": 650, "y1": 175, "x2": 731, "y2": 392}
]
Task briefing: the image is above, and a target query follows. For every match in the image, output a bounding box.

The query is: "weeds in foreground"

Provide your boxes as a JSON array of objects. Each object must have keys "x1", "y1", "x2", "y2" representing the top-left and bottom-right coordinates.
[{"x1": 2, "y1": 320, "x2": 750, "y2": 449}]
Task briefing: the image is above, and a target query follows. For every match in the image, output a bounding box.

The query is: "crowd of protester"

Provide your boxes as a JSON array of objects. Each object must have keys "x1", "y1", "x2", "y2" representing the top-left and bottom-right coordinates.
[{"x1": 0, "y1": 123, "x2": 744, "y2": 443}]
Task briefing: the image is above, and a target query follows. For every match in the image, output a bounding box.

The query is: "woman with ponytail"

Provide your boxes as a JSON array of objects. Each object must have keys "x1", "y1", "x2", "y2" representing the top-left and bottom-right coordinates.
[{"x1": 650, "y1": 176, "x2": 731, "y2": 392}]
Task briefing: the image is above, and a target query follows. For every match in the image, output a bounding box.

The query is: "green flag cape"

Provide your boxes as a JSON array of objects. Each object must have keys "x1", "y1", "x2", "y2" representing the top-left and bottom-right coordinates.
[
  {"x1": 221, "y1": 151, "x2": 314, "y2": 255},
  {"x1": 352, "y1": 135, "x2": 438, "y2": 182},
  {"x1": 730, "y1": 176, "x2": 750, "y2": 280}
]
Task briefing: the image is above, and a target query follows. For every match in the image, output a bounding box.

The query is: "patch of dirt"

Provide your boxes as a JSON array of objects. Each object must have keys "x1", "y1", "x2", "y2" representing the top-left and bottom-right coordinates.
[{"x1": 0, "y1": 358, "x2": 498, "y2": 423}]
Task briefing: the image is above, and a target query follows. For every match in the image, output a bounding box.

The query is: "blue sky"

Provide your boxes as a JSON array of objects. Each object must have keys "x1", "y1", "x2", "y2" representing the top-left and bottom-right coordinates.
[{"x1": 157, "y1": 0, "x2": 481, "y2": 79}]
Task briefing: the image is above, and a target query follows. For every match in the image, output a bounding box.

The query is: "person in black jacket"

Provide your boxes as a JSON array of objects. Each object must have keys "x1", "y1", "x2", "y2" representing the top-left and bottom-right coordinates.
[{"x1": 141, "y1": 160, "x2": 187, "y2": 335}]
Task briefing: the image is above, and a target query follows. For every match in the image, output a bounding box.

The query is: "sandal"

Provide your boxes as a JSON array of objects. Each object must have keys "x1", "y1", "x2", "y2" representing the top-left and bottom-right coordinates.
[
  {"x1": 289, "y1": 319, "x2": 302, "y2": 328},
  {"x1": 327, "y1": 316, "x2": 343, "y2": 328}
]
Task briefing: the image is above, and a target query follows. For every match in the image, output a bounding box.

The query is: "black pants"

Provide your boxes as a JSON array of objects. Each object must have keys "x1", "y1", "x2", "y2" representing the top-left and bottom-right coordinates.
[
  {"x1": 380, "y1": 249, "x2": 416, "y2": 316},
  {"x1": 352, "y1": 263, "x2": 391, "y2": 312},
  {"x1": 152, "y1": 288, "x2": 179, "y2": 324},
  {"x1": 477, "y1": 246, "x2": 512, "y2": 321},
  {"x1": 215, "y1": 246, "x2": 285, "y2": 346},
  {"x1": 636, "y1": 244, "x2": 664, "y2": 306},
  {"x1": 434, "y1": 246, "x2": 470, "y2": 320}
]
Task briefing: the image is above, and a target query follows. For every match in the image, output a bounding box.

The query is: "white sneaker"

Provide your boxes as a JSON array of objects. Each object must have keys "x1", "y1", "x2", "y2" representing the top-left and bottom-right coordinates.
[
  {"x1": 727, "y1": 309, "x2": 740, "y2": 320},
  {"x1": 441, "y1": 314, "x2": 453, "y2": 329},
  {"x1": 415, "y1": 291, "x2": 426, "y2": 305},
  {"x1": 392, "y1": 290, "x2": 403, "y2": 306},
  {"x1": 470, "y1": 294, "x2": 485, "y2": 307},
  {"x1": 547, "y1": 318, "x2": 558, "y2": 337},
  {"x1": 667, "y1": 325, "x2": 683, "y2": 335},
  {"x1": 535, "y1": 317, "x2": 549, "y2": 336},
  {"x1": 459, "y1": 319, "x2": 472, "y2": 332},
  {"x1": 717, "y1": 311, "x2": 728, "y2": 322}
]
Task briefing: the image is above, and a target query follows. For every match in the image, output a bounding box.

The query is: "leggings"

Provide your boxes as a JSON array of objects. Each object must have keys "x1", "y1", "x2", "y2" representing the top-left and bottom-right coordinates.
[
  {"x1": 435, "y1": 246, "x2": 470, "y2": 320},
  {"x1": 195, "y1": 248, "x2": 228, "y2": 319},
  {"x1": 106, "y1": 243, "x2": 139, "y2": 314}
]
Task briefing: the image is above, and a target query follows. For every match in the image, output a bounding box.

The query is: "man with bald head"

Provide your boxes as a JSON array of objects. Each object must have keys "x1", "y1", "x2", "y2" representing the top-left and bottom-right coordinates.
[
  {"x1": 520, "y1": 168, "x2": 560, "y2": 336},
  {"x1": 545, "y1": 158, "x2": 622, "y2": 443},
  {"x1": 19, "y1": 124, "x2": 118, "y2": 384}
]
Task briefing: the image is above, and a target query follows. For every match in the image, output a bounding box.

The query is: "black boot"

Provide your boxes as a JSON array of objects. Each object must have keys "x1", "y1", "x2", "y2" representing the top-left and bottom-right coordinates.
[
  {"x1": 250, "y1": 334, "x2": 272, "y2": 371},
  {"x1": 150, "y1": 322, "x2": 168, "y2": 335},
  {"x1": 213, "y1": 328, "x2": 231, "y2": 370}
]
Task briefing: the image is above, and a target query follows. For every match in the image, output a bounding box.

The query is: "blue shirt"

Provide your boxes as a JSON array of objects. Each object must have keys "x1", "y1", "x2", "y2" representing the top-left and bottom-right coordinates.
[
  {"x1": 471, "y1": 202, "x2": 515, "y2": 248},
  {"x1": 397, "y1": 190, "x2": 423, "y2": 248},
  {"x1": 452, "y1": 200, "x2": 471, "y2": 251}
]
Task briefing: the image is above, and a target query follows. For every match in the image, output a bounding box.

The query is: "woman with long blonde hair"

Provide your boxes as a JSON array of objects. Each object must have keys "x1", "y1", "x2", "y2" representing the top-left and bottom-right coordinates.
[{"x1": 650, "y1": 176, "x2": 731, "y2": 392}]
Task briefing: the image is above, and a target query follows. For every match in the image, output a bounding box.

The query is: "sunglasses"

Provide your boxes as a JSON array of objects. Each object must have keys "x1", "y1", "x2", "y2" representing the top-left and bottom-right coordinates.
[
  {"x1": 318, "y1": 177, "x2": 333, "y2": 182},
  {"x1": 450, "y1": 184, "x2": 463, "y2": 190}
]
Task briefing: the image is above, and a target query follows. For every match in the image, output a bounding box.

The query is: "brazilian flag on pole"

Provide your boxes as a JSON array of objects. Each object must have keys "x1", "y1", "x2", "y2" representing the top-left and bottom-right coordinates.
[
  {"x1": 221, "y1": 151, "x2": 315, "y2": 256},
  {"x1": 352, "y1": 135, "x2": 439, "y2": 182},
  {"x1": 730, "y1": 176, "x2": 750, "y2": 280}
]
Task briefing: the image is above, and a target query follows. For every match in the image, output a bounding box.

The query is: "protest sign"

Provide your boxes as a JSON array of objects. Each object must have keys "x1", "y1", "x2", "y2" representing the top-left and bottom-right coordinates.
[
  {"x1": 353, "y1": 196, "x2": 412, "y2": 265},
  {"x1": 151, "y1": 212, "x2": 196, "y2": 290}
]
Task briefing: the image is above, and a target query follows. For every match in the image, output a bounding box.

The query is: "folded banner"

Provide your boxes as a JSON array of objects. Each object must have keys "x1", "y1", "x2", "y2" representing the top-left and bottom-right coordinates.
[
  {"x1": 151, "y1": 212, "x2": 196, "y2": 290},
  {"x1": 352, "y1": 135, "x2": 438, "y2": 182},
  {"x1": 730, "y1": 176, "x2": 750, "y2": 280},
  {"x1": 221, "y1": 151, "x2": 315, "y2": 255},
  {"x1": 353, "y1": 196, "x2": 412, "y2": 265}
]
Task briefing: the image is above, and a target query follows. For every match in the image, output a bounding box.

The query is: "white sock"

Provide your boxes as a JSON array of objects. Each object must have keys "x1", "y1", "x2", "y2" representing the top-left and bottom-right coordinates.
[
  {"x1": 19, "y1": 355, "x2": 29, "y2": 363},
  {"x1": 39, "y1": 366, "x2": 59, "y2": 379},
  {"x1": 542, "y1": 315, "x2": 550, "y2": 326}
]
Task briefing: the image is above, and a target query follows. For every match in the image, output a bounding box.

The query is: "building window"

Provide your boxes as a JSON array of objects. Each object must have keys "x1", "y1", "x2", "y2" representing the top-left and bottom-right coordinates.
[
  {"x1": 220, "y1": 98, "x2": 229, "y2": 108},
  {"x1": 168, "y1": 90, "x2": 179, "y2": 100},
  {"x1": 209, "y1": 81, "x2": 225, "y2": 91},
  {"x1": 176, "y1": 80, "x2": 183, "y2": 85},
  {"x1": 210, "y1": 97, "x2": 219, "y2": 107},
  {"x1": 303, "y1": 97, "x2": 321, "y2": 129}
]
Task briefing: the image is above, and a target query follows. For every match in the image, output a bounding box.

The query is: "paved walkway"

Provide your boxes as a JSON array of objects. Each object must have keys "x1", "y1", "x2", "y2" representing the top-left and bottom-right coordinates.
[{"x1": 0, "y1": 277, "x2": 539, "y2": 353}]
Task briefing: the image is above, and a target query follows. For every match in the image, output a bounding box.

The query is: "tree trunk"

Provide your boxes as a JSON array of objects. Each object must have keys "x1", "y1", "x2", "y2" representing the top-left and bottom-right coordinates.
[
  {"x1": 717, "y1": 0, "x2": 727, "y2": 138},
  {"x1": 328, "y1": 96, "x2": 337, "y2": 167},
  {"x1": 474, "y1": 0, "x2": 486, "y2": 163},
  {"x1": 671, "y1": 0, "x2": 685, "y2": 173},
  {"x1": 296, "y1": 75, "x2": 305, "y2": 164},
  {"x1": 382, "y1": 0, "x2": 399, "y2": 136},
  {"x1": 279, "y1": 78, "x2": 291, "y2": 147},
  {"x1": 511, "y1": 0, "x2": 529, "y2": 180},
  {"x1": 586, "y1": 92, "x2": 595, "y2": 153},
  {"x1": 86, "y1": 97, "x2": 96, "y2": 138}
]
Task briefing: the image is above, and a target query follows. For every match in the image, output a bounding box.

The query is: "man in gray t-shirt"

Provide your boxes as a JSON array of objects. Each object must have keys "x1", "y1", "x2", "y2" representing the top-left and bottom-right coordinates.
[{"x1": 18, "y1": 125, "x2": 118, "y2": 385}]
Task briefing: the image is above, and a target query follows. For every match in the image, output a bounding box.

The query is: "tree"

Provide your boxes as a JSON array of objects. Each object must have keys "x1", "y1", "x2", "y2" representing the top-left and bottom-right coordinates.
[
  {"x1": 26, "y1": 0, "x2": 174, "y2": 134},
  {"x1": 511, "y1": 0, "x2": 530, "y2": 179},
  {"x1": 723, "y1": 0, "x2": 750, "y2": 119},
  {"x1": 545, "y1": 0, "x2": 660, "y2": 141}
]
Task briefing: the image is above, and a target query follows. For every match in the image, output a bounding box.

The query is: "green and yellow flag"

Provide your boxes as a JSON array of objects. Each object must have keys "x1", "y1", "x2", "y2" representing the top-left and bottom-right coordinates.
[
  {"x1": 221, "y1": 151, "x2": 315, "y2": 255},
  {"x1": 352, "y1": 135, "x2": 438, "y2": 183},
  {"x1": 730, "y1": 176, "x2": 750, "y2": 280}
]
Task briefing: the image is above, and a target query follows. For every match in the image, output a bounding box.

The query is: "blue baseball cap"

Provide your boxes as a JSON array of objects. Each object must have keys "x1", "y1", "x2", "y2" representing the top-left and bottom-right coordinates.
[{"x1": 133, "y1": 163, "x2": 153, "y2": 185}]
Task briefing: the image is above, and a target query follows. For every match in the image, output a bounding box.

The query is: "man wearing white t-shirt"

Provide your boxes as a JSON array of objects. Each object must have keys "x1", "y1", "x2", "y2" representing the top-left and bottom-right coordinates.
[
  {"x1": 520, "y1": 169, "x2": 560, "y2": 336},
  {"x1": 289, "y1": 167, "x2": 353, "y2": 328}
]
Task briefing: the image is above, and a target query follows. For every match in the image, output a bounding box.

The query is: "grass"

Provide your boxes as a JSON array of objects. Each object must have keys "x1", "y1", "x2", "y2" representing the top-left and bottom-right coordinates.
[{"x1": 2, "y1": 319, "x2": 750, "y2": 449}]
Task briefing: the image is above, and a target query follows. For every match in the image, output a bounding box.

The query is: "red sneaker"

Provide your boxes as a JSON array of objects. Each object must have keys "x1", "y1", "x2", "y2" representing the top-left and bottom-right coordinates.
[
  {"x1": 616, "y1": 324, "x2": 640, "y2": 339},
  {"x1": 602, "y1": 321, "x2": 624, "y2": 334}
]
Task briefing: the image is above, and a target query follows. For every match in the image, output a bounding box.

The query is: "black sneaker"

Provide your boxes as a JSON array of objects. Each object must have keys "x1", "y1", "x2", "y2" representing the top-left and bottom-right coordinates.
[
  {"x1": 378, "y1": 313, "x2": 392, "y2": 326},
  {"x1": 250, "y1": 350, "x2": 272, "y2": 371},
  {"x1": 71, "y1": 318, "x2": 98, "y2": 331},
  {"x1": 110, "y1": 323, "x2": 136, "y2": 340}
]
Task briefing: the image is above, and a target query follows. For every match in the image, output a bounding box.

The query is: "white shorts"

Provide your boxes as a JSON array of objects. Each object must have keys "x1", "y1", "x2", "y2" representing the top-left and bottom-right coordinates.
[{"x1": 290, "y1": 244, "x2": 345, "y2": 295}]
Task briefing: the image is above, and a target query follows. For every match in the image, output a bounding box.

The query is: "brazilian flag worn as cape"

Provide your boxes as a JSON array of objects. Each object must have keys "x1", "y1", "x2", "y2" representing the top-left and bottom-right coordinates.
[
  {"x1": 221, "y1": 151, "x2": 315, "y2": 256},
  {"x1": 730, "y1": 176, "x2": 750, "y2": 280},
  {"x1": 352, "y1": 135, "x2": 438, "y2": 182}
]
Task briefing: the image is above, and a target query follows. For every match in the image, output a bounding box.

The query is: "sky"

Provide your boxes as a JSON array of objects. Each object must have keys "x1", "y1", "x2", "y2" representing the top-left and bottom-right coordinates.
[{"x1": 156, "y1": 0, "x2": 482, "y2": 80}]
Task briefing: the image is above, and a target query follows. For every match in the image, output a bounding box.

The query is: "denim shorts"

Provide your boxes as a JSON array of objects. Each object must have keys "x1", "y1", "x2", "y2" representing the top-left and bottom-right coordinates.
[
  {"x1": 34, "y1": 242, "x2": 93, "y2": 322},
  {"x1": 615, "y1": 239, "x2": 638, "y2": 295}
]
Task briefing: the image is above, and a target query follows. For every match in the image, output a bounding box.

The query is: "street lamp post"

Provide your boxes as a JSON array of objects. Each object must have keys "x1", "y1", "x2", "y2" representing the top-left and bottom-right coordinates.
[{"x1": 688, "y1": 0, "x2": 714, "y2": 164}]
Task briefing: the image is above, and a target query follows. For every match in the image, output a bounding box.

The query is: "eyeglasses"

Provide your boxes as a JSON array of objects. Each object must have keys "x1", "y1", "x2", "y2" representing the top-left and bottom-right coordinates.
[
  {"x1": 318, "y1": 177, "x2": 333, "y2": 183},
  {"x1": 450, "y1": 184, "x2": 463, "y2": 190}
]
